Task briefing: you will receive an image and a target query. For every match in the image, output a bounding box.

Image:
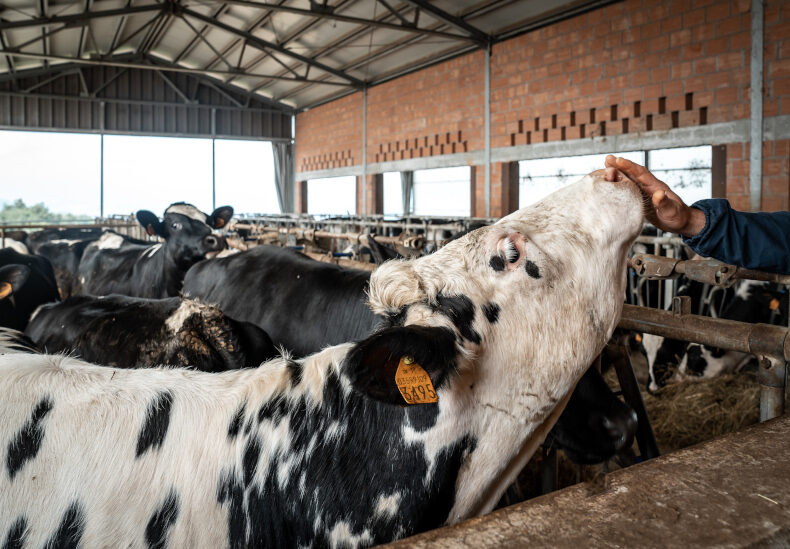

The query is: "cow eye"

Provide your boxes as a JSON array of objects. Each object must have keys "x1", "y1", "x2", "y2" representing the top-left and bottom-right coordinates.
[{"x1": 171, "y1": 222, "x2": 182, "y2": 231}]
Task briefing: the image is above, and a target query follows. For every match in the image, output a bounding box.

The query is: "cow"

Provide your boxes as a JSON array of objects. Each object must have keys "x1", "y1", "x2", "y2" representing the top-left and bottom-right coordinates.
[
  {"x1": 645, "y1": 279, "x2": 787, "y2": 391},
  {"x1": 0, "y1": 170, "x2": 644, "y2": 549},
  {"x1": 185, "y1": 245, "x2": 637, "y2": 466},
  {"x1": 1, "y1": 238, "x2": 29, "y2": 255},
  {"x1": 79, "y1": 203, "x2": 233, "y2": 298},
  {"x1": 25, "y1": 294, "x2": 277, "y2": 372},
  {"x1": 0, "y1": 248, "x2": 59, "y2": 331}
]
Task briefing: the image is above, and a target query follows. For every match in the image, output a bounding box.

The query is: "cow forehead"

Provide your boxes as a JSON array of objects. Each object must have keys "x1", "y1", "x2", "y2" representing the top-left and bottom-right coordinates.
[{"x1": 164, "y1": 203, "x2": 208, "y2": 224}]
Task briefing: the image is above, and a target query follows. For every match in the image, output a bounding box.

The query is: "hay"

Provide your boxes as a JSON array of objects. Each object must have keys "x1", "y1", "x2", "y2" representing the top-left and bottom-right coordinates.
[{"x1": 643, "y1": 372, "x2": 762, "y2": 453}]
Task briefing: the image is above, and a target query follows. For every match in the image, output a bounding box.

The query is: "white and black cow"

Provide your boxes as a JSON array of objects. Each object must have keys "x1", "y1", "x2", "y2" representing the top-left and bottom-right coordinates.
[
  {"x1": 645, "y1": 279, "x2": 787, "y2": 391},
  {"x1": 79, "y1": 203, "x2": 233, "y2": 298},
  {"x1": 25, "y1": 295, "x2": 276, "y2": 372},
  {"x1": 0, "y1": 249, "x2": 60, "y2": 331},
  {"x1": 185, "y1": 246, "x2": 637, "y2": 465},
  {"x1": 0, "y1": 170, "x2": 644, "y2": 548}
]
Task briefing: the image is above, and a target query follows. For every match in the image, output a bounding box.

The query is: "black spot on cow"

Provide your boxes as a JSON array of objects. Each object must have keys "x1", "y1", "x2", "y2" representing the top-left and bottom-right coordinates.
[
  {"x1": 2, "y1": 517, "x2": 27, "y2": 549},
  {"x1": 136, "y1": 392, "x2": 173, "y2": 457},
  {"x1": 524, "y1": 260, "x2": 541, "y2": 279},
  {"x1": 44, "y1": 501, "x2": 84, "y2": 549},
  {"x1": 433, "y1": 294, "x2": 481, "y2": 345},
  {"x1": 217, "y1": 469, "x2": 246, "y2": 549},
  {"x1": 145, "y1": 489, "x2": 179, "y2": 549},
  {"x1": 488, "y1": 255, "x2": 505, "y2": 272},
  {"x1": 228, "y1": 402, "x2": 246, "y2": 439},
  {"x1": 258, "y1": 394, "x2": 288, "y2": 423},
  {"x1": 482, "y1": 303, "x2": 500, "y2": 324},
  {"x1": 685, "y1": 345, "x2": 707, "y2": 377},
  {"x1": 286, "y1": 361, "x2": 303, "y2": 388},
  {"x1": 384, "y1": 306, "x2": 409, "y2": 328},
  {"x1": 406, "y1": 403, "x2": 441, "y2": 433},
  {"x1": 243, "y1": 435, "x2": 261, "y2": 486},
  {"x1": 7, "y1": 396, "x2": 53, "y2": 479}
]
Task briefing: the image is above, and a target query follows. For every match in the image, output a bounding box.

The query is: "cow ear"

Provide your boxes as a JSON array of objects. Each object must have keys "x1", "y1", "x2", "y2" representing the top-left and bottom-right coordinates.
[
  {"x1": 0, "y1": 264, "x2": 30, "y2": 300},
  {"x1": 344, "y1": 325, "x2": 458, "y2": 406},
  {"x1": 136, "y1": 210, "x2": 164, "y2": 237},
  {"x1": 209, "y1": 206, "x2": 234, "y2": 229}
]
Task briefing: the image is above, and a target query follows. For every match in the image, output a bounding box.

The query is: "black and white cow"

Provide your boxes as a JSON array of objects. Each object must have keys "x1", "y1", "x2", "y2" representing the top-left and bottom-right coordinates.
[
  {"x1": 644, "y1": 279, "x2": 787, "y2": 391},
  {"x1": 0, "y1": 171, "x2": 644, "y2": 548},
  {"x1": 0, "y1": 249, "x2": 59, "y2": 331},
  {"x1": 25, "y1": 295, "x2": 276, "y2": 371},
  {"x1": 79, "y1": 203, "x2": 233, "y2": 298},
  {"x1": 185, "y1": 245, "x2": 638, "y2": 465}
]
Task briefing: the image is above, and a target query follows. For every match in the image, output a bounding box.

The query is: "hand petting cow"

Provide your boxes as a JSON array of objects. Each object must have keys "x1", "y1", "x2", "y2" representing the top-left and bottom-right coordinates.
[
  {"x1": 0, "y1": 170, "x2": 645, "y2": 548},
  {"x1": 25, "y1": 294, "x2": 276, "y2": 372},
  {"x1": 79, "y1": 203, "x2": 233, "y2": 299}
]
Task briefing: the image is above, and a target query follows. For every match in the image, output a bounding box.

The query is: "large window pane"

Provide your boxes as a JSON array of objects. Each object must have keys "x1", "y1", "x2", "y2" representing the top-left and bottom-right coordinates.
[
  {"x1": 413, "y1": 167, "x2": 470, "y2": 217},
  {"x1": 648, "y1": 146, "x2": 712, "y2": 205},
  {"x1": 308, "y1": 176, "x2": 356, "y2": 215},
  {"x1": 214, "y1": 140, "x2": 279, "y2": 214},
  {"x1": 383, "y1": 172, "x2": 402, "y2": 216},
  {"x1": 519, "y1": 151, "x2": 644, "y2": 208},
  {"x1": 0, "y1": 130, "x2": 100, "y2": 221},
  {"x1": 103, "y1": 135, "x2": 213, "y2": 216}
]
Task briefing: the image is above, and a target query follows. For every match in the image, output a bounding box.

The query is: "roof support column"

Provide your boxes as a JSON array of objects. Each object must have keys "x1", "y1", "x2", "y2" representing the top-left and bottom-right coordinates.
[
  {"x1": 100, "y1": 100, "x2": 105, "y2": 219},
  {"x1": 211, "y1": 107, "x2": 217, "y2": 210},
  {"x1": 362, "y1": 86, "x2": 367, "y2": 215},
  {"x1": 484, "y1": 46, "x2": 491, "y2": 218},
  {"x1": 750, "y1": 0, "x2": 764, "y2": 211}
]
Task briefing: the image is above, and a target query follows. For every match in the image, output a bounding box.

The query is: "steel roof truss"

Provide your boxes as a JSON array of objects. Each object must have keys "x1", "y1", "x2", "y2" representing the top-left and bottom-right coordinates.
[
  {"x1": 179, "y1": 13, "x2": 234, "y2": 69},
  {"x1": 400, "y1": 0, "x2": 489, "y2": 46},
  {"x1": 0, "y1": 4, "x2": 164, "y2": 32}
]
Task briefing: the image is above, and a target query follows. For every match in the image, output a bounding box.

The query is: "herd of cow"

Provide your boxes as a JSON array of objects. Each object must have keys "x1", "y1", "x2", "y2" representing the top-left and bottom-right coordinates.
[{"x1": 0, "y1": 172, "x2": 784, "y2": 548}]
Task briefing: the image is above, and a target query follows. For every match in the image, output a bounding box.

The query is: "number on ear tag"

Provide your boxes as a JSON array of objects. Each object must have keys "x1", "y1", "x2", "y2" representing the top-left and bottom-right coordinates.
[{"x1": 395, "y1": 356, "x2": 438, "y2": 405}]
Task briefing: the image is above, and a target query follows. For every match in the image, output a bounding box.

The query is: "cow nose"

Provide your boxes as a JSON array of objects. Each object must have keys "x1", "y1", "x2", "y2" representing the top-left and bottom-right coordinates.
[
  {"x1": 603, "y1": 409, "x2": 638, "y2": 451},
  {"x1": 203, "y1": 234, "x2": 225, "y2": 251}
]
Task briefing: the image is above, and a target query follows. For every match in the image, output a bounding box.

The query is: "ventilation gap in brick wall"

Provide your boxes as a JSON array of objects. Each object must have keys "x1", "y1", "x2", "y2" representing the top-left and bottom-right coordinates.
[
  {"x1": 634, "y1": 101, "x2": 641, "y2": 117},
  {"x1": 532, "y1": 117, "x2": 538, "y2": 131},
  {"x1": 685, "y1": 92, "x2": 693, "y2": 111},
  {"x1": 527, "y1": 131, "x2": 532, "y2": 145},
  {"x1": 543, "y1": 129, "x2": 548, "y2": 141},
  {"x1": 570, "y1": 111, "x2": 576, "y2": 126},
  {"x1": 610, "y1": 105, "x2": 618, "y2": 121},
  {"x1": 599, "y1": 121, "x2": 606, "y2": 136},
  {"x1": 700, "y1": 106, "x2": 708, "y2": 125},
  {"x1": 622, "y1": 118, "x2": 629, "y2": 133},
  {"x1": 552, "y1": 114, "x2": 557, "y2": 129},
  {"x1": 659, "y1": 97, "x2": 666, "y2": 115},
  {"x1": 561, "y1": 127, "x2": 566, "y2": 140},
  {"x1": 510, "y1": 134, "x2": 516, "y2": 146},
  {"x1": 518, "y1": 120, "x2": 524, "y2": 133},
  {"x1": 580, "y1": 124, "x2": 586, "y2": 138},
  {"x1": 671, "y1": 111, "x2": 679, "y2": 128},
  {"x1": 589, "y1": 108, "x2": 596, "y2": 124},
  {"x1": 646, "y1": 114, "x2": 653, "y2": 131}
]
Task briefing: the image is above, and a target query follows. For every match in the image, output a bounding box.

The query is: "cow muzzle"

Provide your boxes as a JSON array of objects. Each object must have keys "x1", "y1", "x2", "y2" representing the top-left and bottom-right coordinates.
[{"x1": 203, "y1": 234, "x2": 227, "y2": 257}]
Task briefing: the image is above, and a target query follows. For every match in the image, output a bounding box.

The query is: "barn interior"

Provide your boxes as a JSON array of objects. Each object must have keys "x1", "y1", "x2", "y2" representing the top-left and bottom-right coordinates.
[{"x1": 1, "y1": 0, "x2": 789, "y2": 546}]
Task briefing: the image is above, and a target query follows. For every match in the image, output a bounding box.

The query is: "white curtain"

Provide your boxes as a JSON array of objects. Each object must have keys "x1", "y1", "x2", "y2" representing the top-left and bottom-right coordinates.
[
  {"x1": 400, "y1": 171, "x2": 414, "y2": 216},
  {"x1": 273, "y1": 142, "x2": 294, "y2": 213}
]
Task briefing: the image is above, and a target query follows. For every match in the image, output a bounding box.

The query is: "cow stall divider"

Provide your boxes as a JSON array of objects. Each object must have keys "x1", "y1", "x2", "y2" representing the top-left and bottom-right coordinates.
[{"x1": 0, "y1": 220, "x2": 143, "y2": 244}]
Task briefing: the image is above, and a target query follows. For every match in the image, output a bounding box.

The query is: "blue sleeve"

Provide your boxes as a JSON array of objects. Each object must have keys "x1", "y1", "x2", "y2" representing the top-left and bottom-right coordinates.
[{"x1": 682, "y1": 199, "x2": 790, "y2": 274}]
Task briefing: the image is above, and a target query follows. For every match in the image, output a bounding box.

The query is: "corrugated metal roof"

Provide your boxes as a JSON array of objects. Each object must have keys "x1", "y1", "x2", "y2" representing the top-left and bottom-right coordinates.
[{"x1": 0, "y1": 0, "x2": 613, "y2": 113}]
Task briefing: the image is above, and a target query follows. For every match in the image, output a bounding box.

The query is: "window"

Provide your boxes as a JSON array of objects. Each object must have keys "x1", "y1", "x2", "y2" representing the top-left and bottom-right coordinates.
[
  {"x1": 412, "y1": 167, "x2": 470, "y2": 217},
  {"x1": 103, "y1": 135, "x2": 213, "y2": 216},
  {"x1": 214, "y1": 139, "x2": 279, "y2": 214},
  {"x1": 519, "y1": 147, "x2": 712, "y2": 208},
  {"x1": 519, "y1": 152, "x2": 645, "y2": 208},
  {"x1": 647, "y1": 146, "x2": 712, "y2": 206},
  {"x1": 308, "y1": 176, "x2": 357, "y2": 215},
  {"x1": 0, "y1": 130, "x2": 101, "y2": 220},
  {"x1": 383, "y1": 172, "x2": 403, "y2": 216}
]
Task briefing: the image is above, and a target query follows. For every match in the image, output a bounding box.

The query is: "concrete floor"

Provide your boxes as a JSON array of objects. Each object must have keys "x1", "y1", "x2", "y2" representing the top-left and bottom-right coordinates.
[{"x1": 387, "y1": 414, "x2": 790, "y2": 548}]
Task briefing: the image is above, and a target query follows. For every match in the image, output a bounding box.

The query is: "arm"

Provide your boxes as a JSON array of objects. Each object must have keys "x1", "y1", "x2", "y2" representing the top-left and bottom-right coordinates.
[{"x1": 683, "y1": 199, "x2": 790, "y2": 274}]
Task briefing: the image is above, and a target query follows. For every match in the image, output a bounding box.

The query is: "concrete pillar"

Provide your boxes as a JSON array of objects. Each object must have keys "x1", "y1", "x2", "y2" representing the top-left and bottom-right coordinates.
[
  {"x1": 498, "y1": 161, "x2": 520, "y2": 216},
  {"x1": 295, "y1": 180, "x2": 308, "y2": 214},
  {"x1": 366, "y1": 173, "x2": 383, "y2": 215}
]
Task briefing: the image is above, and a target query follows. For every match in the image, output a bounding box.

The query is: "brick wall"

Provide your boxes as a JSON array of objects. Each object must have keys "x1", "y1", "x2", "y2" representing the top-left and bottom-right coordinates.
[
  {"x1": 295, "y1": 93, "x2": 362, "y2": 173},
  {"x1": 295, "y1": 0, "x2": 789, "y2": 215}
]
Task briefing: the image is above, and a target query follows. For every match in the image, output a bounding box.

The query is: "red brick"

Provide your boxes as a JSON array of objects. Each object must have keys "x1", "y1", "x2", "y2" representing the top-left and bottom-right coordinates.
[
  {"x1": 651, "y1": 113, "x2": 675, "y2": 131},
  {"x1": 678, "y1": 110, "x2": 701, "y2": 126},
  {"x1": 706, "y1": 3, "x2": 731, "y2": 22}
]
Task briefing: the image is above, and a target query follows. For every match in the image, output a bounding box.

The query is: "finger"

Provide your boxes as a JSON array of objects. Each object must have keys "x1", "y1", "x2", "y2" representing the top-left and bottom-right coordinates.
[
  {"x1": 616, "y1": 157, "x2": 663, "y2": 193},
  {"x1": 652, "y1": 189, "x2": 666, "y2": 209},
  {"x1": 604, "y1": 167, "x2": 621, "y2": 182},
  {"x1": 604, "y1": 155, "x2": 617, "y2": 169}
]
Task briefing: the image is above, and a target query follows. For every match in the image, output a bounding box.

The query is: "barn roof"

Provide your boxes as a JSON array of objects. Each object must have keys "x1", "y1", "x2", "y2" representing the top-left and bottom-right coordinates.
[{"x1": 0, "y1": 0, "x2": 612, "y2": 115}]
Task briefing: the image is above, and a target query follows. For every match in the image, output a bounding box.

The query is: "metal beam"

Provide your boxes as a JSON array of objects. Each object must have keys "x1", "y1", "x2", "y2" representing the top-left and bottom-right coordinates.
[
  {"x1": 183, "y1": 0, "x2": 474, "y2": 42},
  {"x1": 179, "y1": 13, "x2": 234, "y2": 69},
  {"x1": 0, "y1": 3, "x2": 163, "y2": 32},
  {"x1": 179, "y1": 6, "x2": 364, "y2": 87},
  {"x1": 750, "y1": 0, "x2": 764, "y2": 211},
  {"x1": 0, "y1": 50, "x2": 353, "y2": 85},
  {"x1": 8, "y1": 22, "x2": 72, "y2": 52},
  {"x1": 400, "y1": 0, "x2": 489, "y2": 46}
]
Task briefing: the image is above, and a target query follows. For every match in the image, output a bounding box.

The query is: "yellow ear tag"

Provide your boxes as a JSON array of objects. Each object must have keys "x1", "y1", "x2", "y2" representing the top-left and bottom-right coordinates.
[
  {"x1": 395, "y1": 356, "x2": 438, "y2": 405},
  {"x1": 635, "y1": 333, "x2": 643, "y2": 343},
  {"x1": 770, "y1": 298, "x2": 780, "y2": 311},
  {"x1": 0, "y1": 282, "x2": 11, "y2": 300}
]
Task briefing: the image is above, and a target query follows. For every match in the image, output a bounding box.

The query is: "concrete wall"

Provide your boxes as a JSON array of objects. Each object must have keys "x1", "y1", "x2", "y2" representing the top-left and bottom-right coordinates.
[{"x1": 295, "y1": 0, "x2": 790, "y2": 216}]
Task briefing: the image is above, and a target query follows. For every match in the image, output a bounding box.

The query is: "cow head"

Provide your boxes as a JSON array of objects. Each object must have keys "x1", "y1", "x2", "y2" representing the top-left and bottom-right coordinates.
[
  {"x1": 345, "y1": 170, "x2": 644, "y2": 517},
  {"x1": 136, "y1": 203, "x2": 233, "y2": 270}
]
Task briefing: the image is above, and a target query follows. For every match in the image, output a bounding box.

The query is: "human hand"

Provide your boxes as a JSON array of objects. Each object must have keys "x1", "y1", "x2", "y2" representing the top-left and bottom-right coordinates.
[{"x1": 604, "y1": 155, "x2": 705, "y2": 237}]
